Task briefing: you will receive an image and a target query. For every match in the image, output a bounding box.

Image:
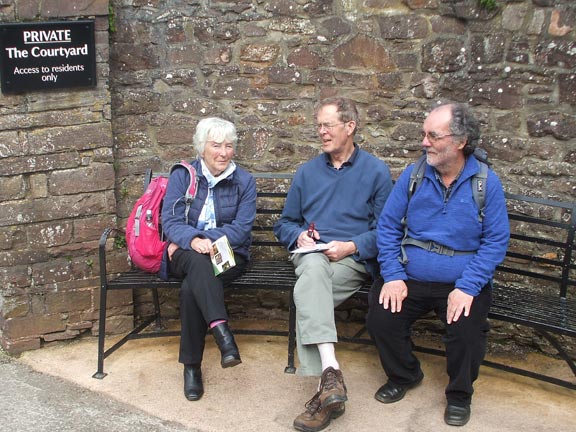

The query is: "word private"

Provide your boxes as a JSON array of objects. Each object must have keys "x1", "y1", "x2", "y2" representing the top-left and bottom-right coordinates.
[{"x1": 23, "y1": 29, "x2": 72, "y2": 44}]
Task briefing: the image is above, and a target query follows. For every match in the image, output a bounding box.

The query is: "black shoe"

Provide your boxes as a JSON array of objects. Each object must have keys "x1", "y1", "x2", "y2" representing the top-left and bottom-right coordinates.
[
  {"x1": 211, "y1": 322, "x2": 242, "y2": 368},
  {"x1": 374, "y1": 373, "x2": 423, "y2": 404},
  {"x1": 183, "y1": 364, "x2": 204, "y2": 401},
  {"x1": 444, "y1": 404, "x2": 471, "y2": 426}
]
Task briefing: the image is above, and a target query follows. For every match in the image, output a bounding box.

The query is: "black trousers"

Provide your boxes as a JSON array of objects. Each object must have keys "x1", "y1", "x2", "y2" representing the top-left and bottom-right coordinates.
[
  {"x1": 366, "y1": 277, "x2": 491, "y2": 406},
  {"x1": 168, "y1": 249, "x2": 247, "y2": 365}
]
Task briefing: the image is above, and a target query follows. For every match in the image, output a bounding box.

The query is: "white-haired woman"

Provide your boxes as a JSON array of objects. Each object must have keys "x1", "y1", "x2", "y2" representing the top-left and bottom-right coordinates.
[{"x1": 160, "y1": 117, "x2": 256, "y2": 401}]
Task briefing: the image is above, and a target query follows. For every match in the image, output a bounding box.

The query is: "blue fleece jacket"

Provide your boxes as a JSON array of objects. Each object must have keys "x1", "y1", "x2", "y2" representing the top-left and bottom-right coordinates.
[
  {"x1": 273, "y1": 146, "x2": 393, "y2": 278},
  {"x1": 377, "y1": 155, "x2": 510, "y2": 296},
  {"x1": 159, "y1": 159, "x2": 256, "y2": 280}
]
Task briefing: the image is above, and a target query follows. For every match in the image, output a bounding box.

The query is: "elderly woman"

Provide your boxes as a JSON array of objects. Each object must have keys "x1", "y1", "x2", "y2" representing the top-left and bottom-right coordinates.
[{"x1": 160, "y1": 117, "x2": 256, "y2": 401}]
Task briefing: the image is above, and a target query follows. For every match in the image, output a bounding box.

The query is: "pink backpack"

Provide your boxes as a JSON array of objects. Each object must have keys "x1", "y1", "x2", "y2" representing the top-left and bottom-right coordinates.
[{"x1": 126, "y1": 161, "x2": 197, "y2": 273}]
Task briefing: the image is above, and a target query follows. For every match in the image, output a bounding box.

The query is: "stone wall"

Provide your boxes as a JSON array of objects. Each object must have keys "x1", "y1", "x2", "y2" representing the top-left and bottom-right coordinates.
[
  {"x1": 110, "y1": 0, "x2": 575, "y2": 195},
  {"x1": 0, "y1": 0, "x2": 574, "y2": 356},
  {"x1": 0, "y1": 0, "x2": 116, "y2": 354}
]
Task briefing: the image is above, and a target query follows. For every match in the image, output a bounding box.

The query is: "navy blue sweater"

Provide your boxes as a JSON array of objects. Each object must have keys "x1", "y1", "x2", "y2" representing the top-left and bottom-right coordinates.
[{"x1": 274, "y1": 146, "x2": 393, "y2": 278}]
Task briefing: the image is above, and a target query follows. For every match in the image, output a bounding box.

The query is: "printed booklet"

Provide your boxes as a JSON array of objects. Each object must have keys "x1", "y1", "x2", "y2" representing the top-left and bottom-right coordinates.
[{"x1": 211, "y1": 235, "x2": 236, "y2": 275}]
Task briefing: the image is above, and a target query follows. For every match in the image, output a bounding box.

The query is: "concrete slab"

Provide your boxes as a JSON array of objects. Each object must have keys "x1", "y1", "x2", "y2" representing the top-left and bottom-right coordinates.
[{"x1": 9, "y1": 321, "x2": 576, "y2": 432}]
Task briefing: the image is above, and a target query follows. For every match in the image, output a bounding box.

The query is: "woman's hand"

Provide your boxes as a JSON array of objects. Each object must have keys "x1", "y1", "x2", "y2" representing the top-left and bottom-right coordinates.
[
  {"x1": 167, "y1": 242, "x2": 180, "y2": 261},
  {"x1": 191, "y1": 237, "x2": 213, "y2": 256}
]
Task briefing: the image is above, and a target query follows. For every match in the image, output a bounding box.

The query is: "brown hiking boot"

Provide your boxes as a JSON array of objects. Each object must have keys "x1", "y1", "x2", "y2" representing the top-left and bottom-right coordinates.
[
  {"x1": 318, "y1": 366, "x2": 347, "y2": 409},
  {"x1": 293, "y1": 392, "x2": 345, "y2": 432}
]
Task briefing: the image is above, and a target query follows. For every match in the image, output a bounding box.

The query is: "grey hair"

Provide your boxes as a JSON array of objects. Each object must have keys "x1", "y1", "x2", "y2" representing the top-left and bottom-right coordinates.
[
  {"x1": 315, "y1": 96, "x2": 360, "y2": 135},
  {"x1": 435, "y1": 103, "x2": 480, "y2": 156},
  {"x1": 193, "y1": 117, "x2": 238, "y2": 156}
]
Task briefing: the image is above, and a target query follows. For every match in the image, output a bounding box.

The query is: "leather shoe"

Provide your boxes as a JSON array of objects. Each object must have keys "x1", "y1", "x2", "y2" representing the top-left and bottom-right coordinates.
[
  {"x1": 293, "y1": 393, "x2": 345, "y2": 432},
  {"x1": 318, "y1": 367, "x2": 347, "y2": 409},
  {"x1": 444, "y1": 404, "x2": 471, "y2": 426},
  {"x1": 211, "y1": 322, "x2": 242, "y2": 368},
  {"x1": 183, "y1": 364, "x2": 204, "y2": 401},
  {"x1": 374, "y1": 373, "x2": 423, "y2": 404}
]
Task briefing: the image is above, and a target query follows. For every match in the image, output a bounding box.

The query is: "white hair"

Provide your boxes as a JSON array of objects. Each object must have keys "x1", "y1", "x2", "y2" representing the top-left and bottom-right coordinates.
[{"x1": 193, "y1": 117, "x2": 238, "y2": 156}]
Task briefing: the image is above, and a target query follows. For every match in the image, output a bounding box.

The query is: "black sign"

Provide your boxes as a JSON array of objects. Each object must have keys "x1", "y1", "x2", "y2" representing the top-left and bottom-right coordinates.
[{"x1": 0, "y1": 20, "x2": 96, "y2": 93}]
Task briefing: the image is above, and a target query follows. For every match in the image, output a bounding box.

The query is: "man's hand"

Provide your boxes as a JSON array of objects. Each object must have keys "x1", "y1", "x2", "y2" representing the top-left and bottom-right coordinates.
[
  {"x1": 322, "y1": 240, "x2": 356, "y2": 262},
  {"x1": 296, "y1": 229, "x2": 318, "y2": 249},
  {"x1": 447, "y1": 288, "x2": 474, "y2": 324},
  {"x1": 379, "y1": 280, "x2": 408, "y2": 313}
]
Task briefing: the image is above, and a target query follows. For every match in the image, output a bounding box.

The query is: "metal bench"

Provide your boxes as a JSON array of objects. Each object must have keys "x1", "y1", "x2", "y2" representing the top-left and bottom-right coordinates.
[{"x1": 95, "y1": 170, "x2": 576, "y2": 391}]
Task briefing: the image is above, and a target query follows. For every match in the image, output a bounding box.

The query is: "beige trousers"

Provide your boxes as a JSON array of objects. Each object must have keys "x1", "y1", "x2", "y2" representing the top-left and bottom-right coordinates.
[{"x1": 291, "y1": 252, "x2": 370, "y2": 376}]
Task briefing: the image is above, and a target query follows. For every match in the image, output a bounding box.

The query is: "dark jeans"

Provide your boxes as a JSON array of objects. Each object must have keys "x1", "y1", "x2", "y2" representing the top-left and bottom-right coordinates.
[
  {"x1": 366, "y1": 277, "x2": 492, "y2": 406},
  {"x1": 168, "y1": 248, "x2": 247, "y2": 365}
]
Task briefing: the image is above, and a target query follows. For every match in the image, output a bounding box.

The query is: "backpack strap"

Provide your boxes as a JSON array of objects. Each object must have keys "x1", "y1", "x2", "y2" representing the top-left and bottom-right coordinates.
[
  {"x1": 134, "y1": 205, "x2": 142, "y2": 237},
  {"x1": 472, "y1": 159, "x2": 488, "y2": 223},
  {"x1": 408, "y1": 154, "x2": 427, "y2": 200},
  {"x1": 399, "y1": 155, "x2": 427, "y2": 264},
  {"x1": 169, "y1": 160, "x2": 198, "y2": 224},
  {"x1": 401, "y1": 237, "x2": 476, "y2": 256}
]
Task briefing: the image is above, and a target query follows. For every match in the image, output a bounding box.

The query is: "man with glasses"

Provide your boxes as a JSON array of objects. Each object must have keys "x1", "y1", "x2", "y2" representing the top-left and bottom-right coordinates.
[
  {"x1": 367, "y1": 103, "x2": 509, "y2": 426},
  {"x1": 274, "y1": 96, "x2": 393, "y2": 431}
]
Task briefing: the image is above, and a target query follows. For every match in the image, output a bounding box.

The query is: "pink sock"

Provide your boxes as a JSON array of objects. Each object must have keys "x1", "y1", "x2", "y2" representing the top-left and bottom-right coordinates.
[{"x1": 209, "y1": 319, "x2": 226, "y2": 329}]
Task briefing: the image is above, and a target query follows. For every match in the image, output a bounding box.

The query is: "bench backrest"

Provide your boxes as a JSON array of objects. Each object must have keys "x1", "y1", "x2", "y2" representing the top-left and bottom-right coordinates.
[{"x1": 495, "y1": 192, "x2": 576, "y2": 299}]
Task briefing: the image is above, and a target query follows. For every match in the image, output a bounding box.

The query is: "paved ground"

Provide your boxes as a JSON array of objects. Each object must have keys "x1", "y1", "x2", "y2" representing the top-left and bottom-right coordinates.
[
  {"x1": 0, "y1": 348, "x2": 190, "y2": 432},
  {"x1": 3, "y1": 319, "x2": 575, "y2": 432}
]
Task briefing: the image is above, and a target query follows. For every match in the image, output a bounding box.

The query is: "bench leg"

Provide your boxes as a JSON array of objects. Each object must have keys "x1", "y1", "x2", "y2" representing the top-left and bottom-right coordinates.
[
  {"x1": 151, "y1": 287, "x2": 164, "y2": 331},
  {"x1": 284, "y1": 288, "x2": 296, "y2": 374},
  {"x1": 92, "y1": 282, "x2": 108, "y2": 379},
  {"x1": 537, "y1": 329, "x2": 576, "y2": 377},
  {"x1": 352, "y1": 326, "x2": 368, "y2": 339}
]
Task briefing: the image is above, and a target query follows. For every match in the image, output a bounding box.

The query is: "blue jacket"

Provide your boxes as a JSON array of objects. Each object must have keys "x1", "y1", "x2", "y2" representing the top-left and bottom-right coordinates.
[
  {"x1": 159, "y1": 159, "x2": 257, "y2": 280},
  {"x1": 377, "y1": 155, "x2": 510, "y2": 296},
  {"x1": 274, "y1": 146, "x2": 393, "y2": 278}
]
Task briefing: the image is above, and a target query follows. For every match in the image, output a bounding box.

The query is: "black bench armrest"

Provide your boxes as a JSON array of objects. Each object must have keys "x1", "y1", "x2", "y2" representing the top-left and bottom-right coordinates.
[{"x1": 98, "y1": 227, "x2": 127, "y2": 285}]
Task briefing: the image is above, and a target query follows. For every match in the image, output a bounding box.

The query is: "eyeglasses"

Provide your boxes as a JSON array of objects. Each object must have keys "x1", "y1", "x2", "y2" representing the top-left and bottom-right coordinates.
[
  {"x1": 420, "y1": 131, "x2": 461, "y2": 143},
  {"x1": 316, "y1": 122, "x2": 345, "y2": 132}
]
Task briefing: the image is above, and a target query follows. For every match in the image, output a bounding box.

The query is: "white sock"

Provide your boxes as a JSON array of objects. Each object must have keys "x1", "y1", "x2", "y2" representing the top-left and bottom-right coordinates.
[{"x1": 318, "y1": 343, "x2": 340, "y2": 372}]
